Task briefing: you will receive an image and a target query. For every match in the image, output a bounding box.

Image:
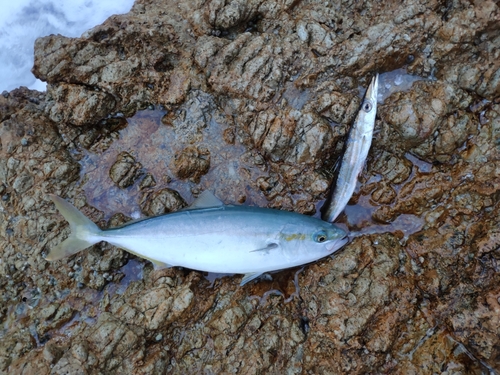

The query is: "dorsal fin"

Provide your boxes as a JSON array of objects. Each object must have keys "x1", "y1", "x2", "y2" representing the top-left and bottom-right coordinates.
[{"x1": 189, "y1": 191, "x2": 224, "y2": 209}]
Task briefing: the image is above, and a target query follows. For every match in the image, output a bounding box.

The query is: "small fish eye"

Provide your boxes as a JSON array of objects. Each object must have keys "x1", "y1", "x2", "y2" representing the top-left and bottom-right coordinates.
[
  {"x1": 363, "y1": 100, "x2": 373, "y2": 112},
  {"x1": 314, "y1": 231, "x2": 328, "y2": 243}
]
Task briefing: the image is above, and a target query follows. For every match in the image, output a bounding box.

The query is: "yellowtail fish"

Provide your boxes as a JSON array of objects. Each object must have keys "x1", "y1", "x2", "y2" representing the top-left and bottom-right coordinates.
[
  {"x1": 322, "y1": 74, "x2": 379, "y2": 222},
  {"x1": 47, "y1": 191, "x2": 347, "y2": 285}
]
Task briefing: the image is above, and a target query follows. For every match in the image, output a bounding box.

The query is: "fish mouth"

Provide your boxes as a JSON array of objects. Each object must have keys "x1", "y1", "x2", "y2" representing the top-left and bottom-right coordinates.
[
  {"x1": 366, "y1": 73, "x2": 379, "y2": 101},
  {"x1": 326, "y1": 235, "x2": 349, "y2": 253}
]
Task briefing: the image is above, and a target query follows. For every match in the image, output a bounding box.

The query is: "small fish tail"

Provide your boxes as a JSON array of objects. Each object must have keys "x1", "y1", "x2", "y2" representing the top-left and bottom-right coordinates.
[{"x1": 46, "y1": 194, "x2": 101, "y2": 261}]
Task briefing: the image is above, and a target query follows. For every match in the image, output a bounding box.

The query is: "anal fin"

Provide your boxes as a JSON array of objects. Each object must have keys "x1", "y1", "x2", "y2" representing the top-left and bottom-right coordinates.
[
  {"x1": 152, "y1": 260, "x2": 172, "y2": 271},
  {"x1": 240, "y1": 272, "x2": 264, "y2": 286}
]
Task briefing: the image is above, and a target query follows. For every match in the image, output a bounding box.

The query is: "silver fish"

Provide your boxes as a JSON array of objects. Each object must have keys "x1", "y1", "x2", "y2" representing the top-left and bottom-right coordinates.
[
  {"x1": 322, "y1": 74, "x2": 379, "y2": 222},
  {"x1": 47, "y1": 191, "x2": 347, "y2": 285}
]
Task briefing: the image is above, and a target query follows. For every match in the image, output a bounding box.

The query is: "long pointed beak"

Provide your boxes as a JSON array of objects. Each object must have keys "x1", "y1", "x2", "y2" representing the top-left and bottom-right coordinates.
[{"x1": 365, "y1": 73, "x2": 379, "y2": 103}]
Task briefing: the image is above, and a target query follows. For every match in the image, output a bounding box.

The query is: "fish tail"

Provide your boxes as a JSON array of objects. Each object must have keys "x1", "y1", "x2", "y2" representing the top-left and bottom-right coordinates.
[{"x1": 46, "y1": 194, "x2": 102, "y2": 261}]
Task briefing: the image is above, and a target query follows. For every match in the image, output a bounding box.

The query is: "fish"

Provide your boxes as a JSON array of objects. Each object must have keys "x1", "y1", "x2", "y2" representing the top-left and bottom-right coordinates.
[
  {"x1": 46, "y1": 191, "x2": 348, "y2": 286},
  {"x1": 322, "y1": 74, "x2": 379, "y2": 223}
]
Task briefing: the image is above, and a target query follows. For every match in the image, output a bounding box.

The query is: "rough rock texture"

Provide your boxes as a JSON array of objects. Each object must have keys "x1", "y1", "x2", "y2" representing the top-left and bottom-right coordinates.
[
  {"x1": 1, "y1": 0, "x2": 500, "y2": 373},
  {"x1": 109, "y1": 151, "x2": 143, "y2": 188},
  {"x1": 173, "y1": 146, "x2": 210, "y2": 182}
]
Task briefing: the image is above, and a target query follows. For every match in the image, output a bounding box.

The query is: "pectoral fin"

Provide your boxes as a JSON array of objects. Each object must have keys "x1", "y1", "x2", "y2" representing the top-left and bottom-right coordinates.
[
  {"x1": 240, "y1": 272, "x2": 264, "y2": 286},
  {"x1": 249, "y1": 243, "x2": 279, "y2": 252}
]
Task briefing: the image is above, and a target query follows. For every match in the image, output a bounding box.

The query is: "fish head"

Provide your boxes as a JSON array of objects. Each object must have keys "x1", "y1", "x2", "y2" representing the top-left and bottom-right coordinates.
[
  {"x1": 278, "y1": 221, "x2": 348, "y2": 264},
  {"x1": 310, "y1": 224, "x2": 349, "y2": 255},
  {"x1": 357, "y1": 73, "x2": 379, "y2": 137}
]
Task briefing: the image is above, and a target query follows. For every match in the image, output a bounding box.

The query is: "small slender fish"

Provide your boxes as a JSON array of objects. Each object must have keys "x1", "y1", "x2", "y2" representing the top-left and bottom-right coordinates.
[
  {"x1": 47, "y1": 191, "x2": 347, "y2": 286},
  {"x1": 322, "y1": 74, "x2": 379, "y2": 223}
]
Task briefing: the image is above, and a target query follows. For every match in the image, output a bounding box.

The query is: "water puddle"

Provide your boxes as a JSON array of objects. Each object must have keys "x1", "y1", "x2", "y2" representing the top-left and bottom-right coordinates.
[
  {"x1": 106, "y1": 258, "x2": 144, "y2": 297},
  {"x1": 405, "y1": 152, "x2": 433, "y2": 173},
  {"x1": 78, "y1": 92, "x2": 269, "y2": 219},
  {"x1": 334, "y1": 193, "x2": 425, "y2": 242},
  {"x1": 375, "y1": 68, "x2": 429, "y2": 103},
  {"x1": 319, "y1": 150, "x2": 434, "y2": 242}
]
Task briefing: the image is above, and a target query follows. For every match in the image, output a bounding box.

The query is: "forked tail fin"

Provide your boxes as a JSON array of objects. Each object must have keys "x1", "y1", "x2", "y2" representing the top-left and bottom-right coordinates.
[{"x1": 46, "y1": 194, "x2": 102, "y2": 261}]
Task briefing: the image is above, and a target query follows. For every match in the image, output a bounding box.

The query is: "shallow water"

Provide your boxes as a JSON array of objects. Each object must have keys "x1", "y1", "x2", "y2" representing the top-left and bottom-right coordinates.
[
  {"x1": 79, "y1": 106, "x2": 269, "y2": 219},
  {"x1": 377, "y1": 68, "x2": 428, "y2": 103}
]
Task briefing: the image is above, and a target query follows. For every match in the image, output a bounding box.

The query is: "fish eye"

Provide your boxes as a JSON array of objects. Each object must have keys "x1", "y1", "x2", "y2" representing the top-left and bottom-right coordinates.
[
  {"x1": 314, "y1": 231, "x2": 328, "y2": 243},
  {"x1": 362, "y1": 100, "x2": 373, "y2": 112}
]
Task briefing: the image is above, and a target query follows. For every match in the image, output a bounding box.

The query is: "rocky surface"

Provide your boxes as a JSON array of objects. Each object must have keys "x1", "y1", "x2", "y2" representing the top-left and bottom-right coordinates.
[{"x1": 1, "y1": 0, "x2": 500, "y2": 373}]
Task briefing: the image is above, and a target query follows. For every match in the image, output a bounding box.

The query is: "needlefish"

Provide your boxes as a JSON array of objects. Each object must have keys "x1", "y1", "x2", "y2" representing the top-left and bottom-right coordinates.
[
  {"x1": 46, "y1": 191, "x2": 348, "y2": 286},
  {"x1": 322, "y1": 74, "x2": 379, "y2": 223}
]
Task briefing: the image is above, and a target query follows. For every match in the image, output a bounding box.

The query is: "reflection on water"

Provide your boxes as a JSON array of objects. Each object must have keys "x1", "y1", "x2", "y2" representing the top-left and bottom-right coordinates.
[
  {"x1": 322, "y1": 150, "x2": 435, "y2": 242},
  {"x1": 377, "y1": 68, "x2": 429, "y2": 103},
  {"x1": 79, "y1": 94, "x2": 268, "y2": 219},
  {"x1": 336, "y1": 193, "x2": 425, "y2": 242},
  {"x1": 106, "y1": 258, "x2": 144, "y2": 296},
  {"x1": 405, "y1": 152, "x2": 433, "y2": 173},
  {"x1": 203, "y1": 272, "x2": 235, "y2": 288}
]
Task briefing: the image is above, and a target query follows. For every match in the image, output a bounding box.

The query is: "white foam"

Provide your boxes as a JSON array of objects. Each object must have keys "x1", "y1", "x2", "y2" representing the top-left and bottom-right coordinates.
[{"x1": 0, "y1": 0, "x2": 134, "y2": 92}]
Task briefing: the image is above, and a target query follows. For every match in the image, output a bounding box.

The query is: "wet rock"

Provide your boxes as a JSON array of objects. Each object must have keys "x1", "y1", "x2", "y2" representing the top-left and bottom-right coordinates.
[
  {"x1": 12, "y1": 172, "x2": 34, "y2": 194},
  {"x1": 434, "y1": 112, "x2": 474, "y2": 162},
  {"x1": 140, "y1": 188, "x2": 187, "y2": 216},
  {"x1": 370, "y1": 150, "x2": 412, "y2": 184},
  {"x1": 86, "y1": 312, "x2": 145, "y2": 372},
  {"x1": 433, "y1": 1, "x2": 500, "y2": 99},
  {"x1": 42, "y1": 339, "x2": 68, "y2": 365},
  {"x1": 203, "y1": 32, "x2": 294, "y2": 102},
  {"x1": 315, "y1": 90, "x2": 360, "y2": 125},
  {"x1": 2, "y1": 0, "x2": 500, "y2": 373},
  {"x1": 169, "y1": 90, "x2": 225, "y2": 143},
  {"x1": 0, "y1": 87, "x2": 45, "y2": 122},
  {"x1": 130, "y1": 286, "x2": 174, "y2": 330},
  {"x1": 172, "y1": 146, "x2": 210, "y2": 183},
  {"x1": 37, "y1": 304, "x2": 74, "y2": 336},
  {"x1": 46, "y1": 83, "x2": 116, "y2": 126},
  {"x1": 109, "y1": 151, "x2": 143, "y2": 188},
  {"x1": 378, "y1": 81, "x2": 473, "y2": 160},
  {"x1": 299, "y1": 234, "x2": 418, "y2": 372},
  {"x1": 32, "y1": 7, "x2": 194, "y2": 120},
  {"x1": 207, "y1": 0, "x2": 261, "y2": 30},
  {"x1": 371, "y1": 182, "x2": 397, "y2": 205},
  {"x1": 249, "y1": 108, "x2": 334, "y2": 164},
  {"x1": 139, "y1": 173, "x2": 156, "y2": 190}
]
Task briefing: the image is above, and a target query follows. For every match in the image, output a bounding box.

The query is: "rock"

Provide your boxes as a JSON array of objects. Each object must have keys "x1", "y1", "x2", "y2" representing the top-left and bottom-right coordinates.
[
  {"x1": 172, "y1": 146, "x2": 210, "y2": 183},
  {"x1": 204, "y1": 32, "x2": 292, "y2": 102},
  {"x1": 140, "y1": 188, "x2": 187, "y2": 216},
  {"x1": 109, "y1": 151, "x2": 143, "y2": 188},
  {"x1": 249, "y1": 108, "x2": 334, "y2": 164},
  {"x1": 1, "y1": 0, "x2": 500, "y2": 373},
  {"x1": 45, "y1": 83, "x2": 116, "y2": 126},
  {"x1": 370, "y1": 150, "x2": 412, "y2": 184},
  {"x1": 139, "y1": 173, "x2": 156, "y2": 190}
]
